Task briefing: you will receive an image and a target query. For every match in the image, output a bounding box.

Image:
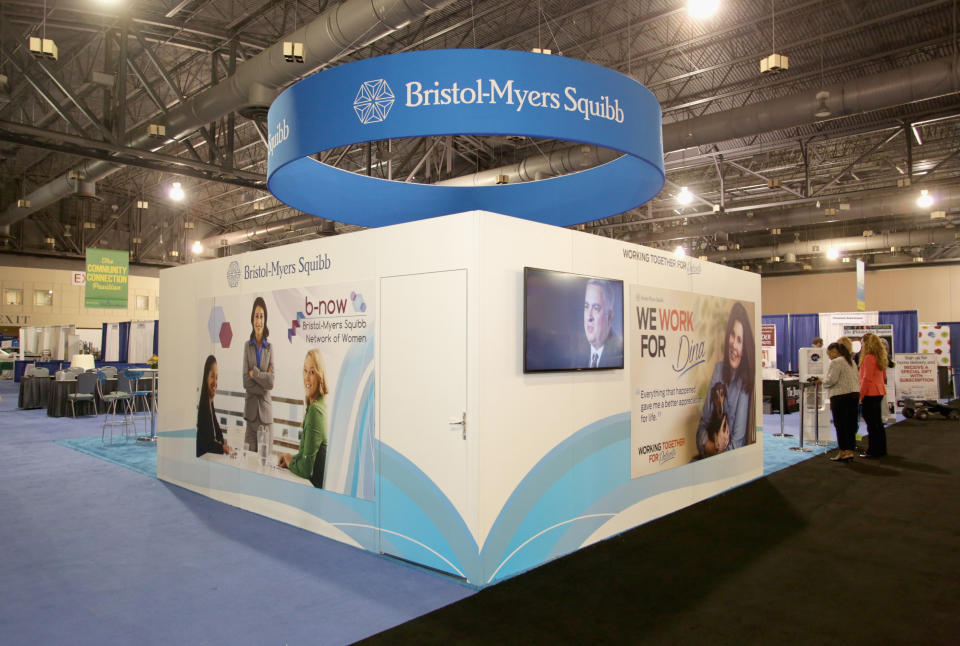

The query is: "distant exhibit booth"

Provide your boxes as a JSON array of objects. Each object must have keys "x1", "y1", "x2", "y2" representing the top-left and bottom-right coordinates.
[{"x1": 157, "y1": 50, "x2": 763, "y2": 587}]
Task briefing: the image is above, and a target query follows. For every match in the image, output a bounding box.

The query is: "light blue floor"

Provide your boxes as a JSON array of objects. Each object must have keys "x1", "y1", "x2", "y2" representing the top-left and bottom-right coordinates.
[
  {"x1": 56, "y1": 435, "x2": 157, "y2": 478},
  {"x1": 761, "y1": 411, "x2": 836, "y2": 474},
  {"x1": 0, "y1": 380, "x2": 473, "y2": 646}
]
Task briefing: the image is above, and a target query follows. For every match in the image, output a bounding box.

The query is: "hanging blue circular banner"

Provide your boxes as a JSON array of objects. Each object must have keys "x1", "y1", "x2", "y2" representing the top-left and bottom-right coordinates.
[{"x1": 267, "y1": 49, "x2": 664, "y2": 227}]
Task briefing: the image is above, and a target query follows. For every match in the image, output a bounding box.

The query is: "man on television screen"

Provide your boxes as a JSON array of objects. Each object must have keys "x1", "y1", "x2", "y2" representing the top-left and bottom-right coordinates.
[{"x1": 582, "y1": 279, "x2": 622, "y2": 368}]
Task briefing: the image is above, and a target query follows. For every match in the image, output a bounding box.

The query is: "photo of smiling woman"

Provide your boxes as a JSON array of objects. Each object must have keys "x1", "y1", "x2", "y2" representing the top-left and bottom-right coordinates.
[
  {"x1": 197, "y1": 355, "x2": 232, "y2": 458},
  {"x1": 695, "y1": 301, "x2": 755, "y2": 458},
  {"x1": 243, "y1": 296, "x2": 274, "y2": 453},
  {"x1": 278, "y1": 348, "x2": 329, "y2": 489}
]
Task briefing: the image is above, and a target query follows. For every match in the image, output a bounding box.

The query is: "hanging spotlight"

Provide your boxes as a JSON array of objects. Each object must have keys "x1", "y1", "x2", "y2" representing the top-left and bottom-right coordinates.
[
  {"x1": 814, "y1": 91, "x2": 831, "y2": 118},
  {"x1": 916, "y1": 189, "x2": 933, "y2": 208},
  {"x1": 687, "y1": 0, "x2": 720, "y2": 19},
  {"x1": 676, "y1": 186, "x2": 694, "y2": 205},
  {"x1": 826, "y1": 247, "x2": 840, "y2": 260},
  {"x1": 191, "y1": 241, "x2": 204, "y2": 254},
  {"x1": 169, "y1": 181, "x2": 185, "y2": 201}
]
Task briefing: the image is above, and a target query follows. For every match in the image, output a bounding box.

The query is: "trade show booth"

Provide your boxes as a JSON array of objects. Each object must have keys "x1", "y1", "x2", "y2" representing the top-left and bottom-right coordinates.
[{"x1": 158, "y1": 211, "x2": 763, "y2": 586}]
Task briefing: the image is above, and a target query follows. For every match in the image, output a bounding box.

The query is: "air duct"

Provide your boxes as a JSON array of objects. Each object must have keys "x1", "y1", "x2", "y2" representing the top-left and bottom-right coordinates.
[
  {"x1": 197, "y1": 214, "x2": 319, "y2": 249},
  {"x1": 704, "y1": 227, "x2": 955, "y2": 263},
  {"x1": 0, "y1": 0, "x2": 455, "y2": 227},
  {"x1": 632, "y1": 187, "x2": 960, "y2": 244},
  {"x1": 661, "y1": 54, "x2": 960, "y2": 152},
  {"x1": 439, "y1": 55, "x2": 960, "y2": 188},
  {"x1": 435, "y1": 145, "x2": 619, "y2": 187}
]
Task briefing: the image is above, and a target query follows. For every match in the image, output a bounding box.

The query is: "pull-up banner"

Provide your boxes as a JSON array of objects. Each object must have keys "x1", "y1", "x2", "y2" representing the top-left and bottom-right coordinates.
[{"x1": 84, "y1": 248, "x2": 129, "y2": 309}]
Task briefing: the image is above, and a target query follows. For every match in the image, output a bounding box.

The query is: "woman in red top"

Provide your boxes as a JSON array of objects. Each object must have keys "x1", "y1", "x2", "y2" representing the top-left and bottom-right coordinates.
[{"x1": 858, "y1": 333, "x2": 888, "y2": 458}]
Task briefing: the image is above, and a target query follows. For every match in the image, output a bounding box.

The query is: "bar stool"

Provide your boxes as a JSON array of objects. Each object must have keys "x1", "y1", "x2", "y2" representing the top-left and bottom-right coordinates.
[
  {"x1": 98, "y1": 371, "x2": 134, "y2": 444},
  {"x1": 124, "y1": 369, "x2": 153, "y2": 437}
]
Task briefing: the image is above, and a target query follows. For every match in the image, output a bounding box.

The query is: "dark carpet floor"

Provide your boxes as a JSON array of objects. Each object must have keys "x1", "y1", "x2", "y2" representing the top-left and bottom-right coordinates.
[{"x1": 359, "y1": 418, "x2": 960, "y2": 646}]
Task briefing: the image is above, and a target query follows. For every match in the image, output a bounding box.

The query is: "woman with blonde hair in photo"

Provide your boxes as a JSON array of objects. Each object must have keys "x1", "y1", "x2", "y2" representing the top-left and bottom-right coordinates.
[
  {"x1": 858, "y1": 333, "x2": 888, "y2": 458},
  {"x1": 278, "y1": 348, "x2": 329, "y2": 488}
]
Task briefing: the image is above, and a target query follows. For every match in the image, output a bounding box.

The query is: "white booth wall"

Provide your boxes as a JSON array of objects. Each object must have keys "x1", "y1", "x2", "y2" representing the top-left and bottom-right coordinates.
[{"x1": 158, "y1": 211, "x2": 762, "y2": 587}]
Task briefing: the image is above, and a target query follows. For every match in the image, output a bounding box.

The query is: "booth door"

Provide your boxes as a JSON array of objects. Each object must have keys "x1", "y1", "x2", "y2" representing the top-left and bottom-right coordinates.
[{"x1": 379, "y1": 269, "x2": 468, "y2": 576}]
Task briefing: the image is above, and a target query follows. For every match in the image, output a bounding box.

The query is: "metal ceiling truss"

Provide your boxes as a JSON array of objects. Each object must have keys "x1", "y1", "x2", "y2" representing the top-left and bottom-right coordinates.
[{"x1": 1, "y1": 0, "x2": 959, "y2": 272}]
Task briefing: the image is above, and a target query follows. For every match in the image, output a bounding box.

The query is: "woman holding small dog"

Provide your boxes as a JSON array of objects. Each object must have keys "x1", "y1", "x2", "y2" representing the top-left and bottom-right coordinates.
[
  {"x1": 696, "y1": 302, "x2": 755, "y2": 457},
  {"x1": 823, "y1": 342, "x2": 860, "y2": 462}
]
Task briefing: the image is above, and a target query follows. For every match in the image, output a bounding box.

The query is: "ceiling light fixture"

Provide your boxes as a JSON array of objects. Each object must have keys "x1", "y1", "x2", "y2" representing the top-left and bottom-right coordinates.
[
  {"x1": 191, "y1": 241, "x2": 203, "y2": 254},
  {"x1": 911, "y1": 124, "x2": 923, "y2": 146},
  {"x1": 687, "y1": 0, "x2": 720, "y2": 19},
  {"x1": 814, "y1": 90, "x2": 831, "y2": 118},
  {"x1": 826, "y1": 247, "x2": 840, "y2": 260},
  {"x1": 674, "y1": 245, "x2": 686, "y2": 257},
  {"x1": 916, "y1": 189, "x2": 933, "y2": 208},
  {"x1": 676, "y1": 186, "x2": 693, "y2": 205},
  {"x1": 169, "y1": 181, "x2": 185, "y2": 201}
]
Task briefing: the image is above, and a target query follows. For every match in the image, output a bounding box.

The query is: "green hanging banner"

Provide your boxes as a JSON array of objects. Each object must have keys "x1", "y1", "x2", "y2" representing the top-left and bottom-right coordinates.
[{"x1": 85, "y1": 248, "x2": 129, "y2": 309}]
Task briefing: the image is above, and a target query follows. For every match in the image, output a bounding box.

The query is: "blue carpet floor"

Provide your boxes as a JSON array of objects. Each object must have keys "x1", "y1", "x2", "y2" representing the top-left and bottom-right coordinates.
[{"x1": 0, "y1": 380, "x2": 473, "y2": 646}]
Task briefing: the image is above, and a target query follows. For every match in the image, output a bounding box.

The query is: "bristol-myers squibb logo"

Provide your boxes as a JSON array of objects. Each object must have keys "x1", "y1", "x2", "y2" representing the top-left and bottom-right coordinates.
[
  {"x1": 354, "y1": 79, "x2": 395, "y2": 124},
  {"x1": 267, "y1": 118, "x2": 289, "y2": 157},
  {"x1": 227, "y1": 261, "x2": 241, "y2": 288}
]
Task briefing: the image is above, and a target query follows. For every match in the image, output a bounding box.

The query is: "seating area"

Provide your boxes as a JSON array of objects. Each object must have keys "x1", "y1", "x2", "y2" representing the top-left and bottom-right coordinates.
[
  {"x1": 12, "y1": 360, "x2": 149, "y2": 382},
  {"x1": 15, "y1": 362, "x2": 158, "y2": 442}
]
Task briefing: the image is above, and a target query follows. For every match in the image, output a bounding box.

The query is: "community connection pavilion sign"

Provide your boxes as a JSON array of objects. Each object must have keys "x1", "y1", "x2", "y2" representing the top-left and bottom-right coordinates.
[{"x1": 85, "y1": 248, "x2": 129, "y2": 309}]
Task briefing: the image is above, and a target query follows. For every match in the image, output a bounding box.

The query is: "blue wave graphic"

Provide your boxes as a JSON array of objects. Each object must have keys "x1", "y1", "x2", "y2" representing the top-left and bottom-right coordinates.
[
  {"x1": 378, "y1": 444, "x2": 480, "y2": 581},
  {"x1": 164, "y1": 408, "x2": 752, "y2": 586},
  {"x1": 479, "y1": 414, "x2": 629, "y2": 582},
  {"x1": 330, "y1": 334, "x2": 375, "y2": 499}
]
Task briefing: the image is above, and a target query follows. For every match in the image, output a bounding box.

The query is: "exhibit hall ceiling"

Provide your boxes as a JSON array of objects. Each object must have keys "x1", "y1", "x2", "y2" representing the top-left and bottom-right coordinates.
[{"x1": 0, "y1": 0, "x2": 958, "y2": 273}]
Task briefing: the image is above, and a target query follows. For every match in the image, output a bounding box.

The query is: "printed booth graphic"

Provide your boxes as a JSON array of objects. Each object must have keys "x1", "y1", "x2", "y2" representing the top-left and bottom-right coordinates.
[{"x1": 159, "y1": 211, "x2": 762, "y2": 587}]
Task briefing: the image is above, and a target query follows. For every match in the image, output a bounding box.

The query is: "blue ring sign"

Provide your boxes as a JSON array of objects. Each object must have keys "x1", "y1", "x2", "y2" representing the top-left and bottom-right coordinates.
[{"x1": 267, "y1": 49, "x2": 665, "y2": 228}]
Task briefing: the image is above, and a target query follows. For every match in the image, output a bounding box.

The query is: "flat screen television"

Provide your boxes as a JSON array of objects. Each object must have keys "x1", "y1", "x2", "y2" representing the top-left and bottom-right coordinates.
[{"x1": 524, "y1": 267, "x2": 624, "y2": 373}]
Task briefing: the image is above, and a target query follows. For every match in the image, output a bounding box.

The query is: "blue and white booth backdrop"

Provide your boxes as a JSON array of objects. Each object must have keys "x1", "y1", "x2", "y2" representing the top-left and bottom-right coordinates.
[
  {"x1": 158, "y1": 212, "x2": 762, "y2": 587},
  {"x1": 266, "y1": 49, "x2": 665, "y2": 227},
  {"x1": 195, "y1": 284, "x2": 375, "y2": 498}
]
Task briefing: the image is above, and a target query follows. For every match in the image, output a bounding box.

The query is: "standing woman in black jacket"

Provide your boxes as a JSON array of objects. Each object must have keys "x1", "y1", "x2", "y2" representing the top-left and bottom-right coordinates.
[{"x1": 197, "y1": 355, "x2": 232, "y2": 457}]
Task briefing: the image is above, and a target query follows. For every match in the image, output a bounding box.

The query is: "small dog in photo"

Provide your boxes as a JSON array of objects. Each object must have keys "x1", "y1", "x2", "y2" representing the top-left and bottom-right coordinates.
[{"x1": 705, "y1": 381, "x2": 730, "y2": 447}]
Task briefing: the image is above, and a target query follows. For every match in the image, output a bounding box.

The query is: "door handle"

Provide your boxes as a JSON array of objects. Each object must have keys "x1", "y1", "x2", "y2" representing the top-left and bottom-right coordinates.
[{"x1": 449, "y1": 412, "x2": 466, "y2": 440}]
